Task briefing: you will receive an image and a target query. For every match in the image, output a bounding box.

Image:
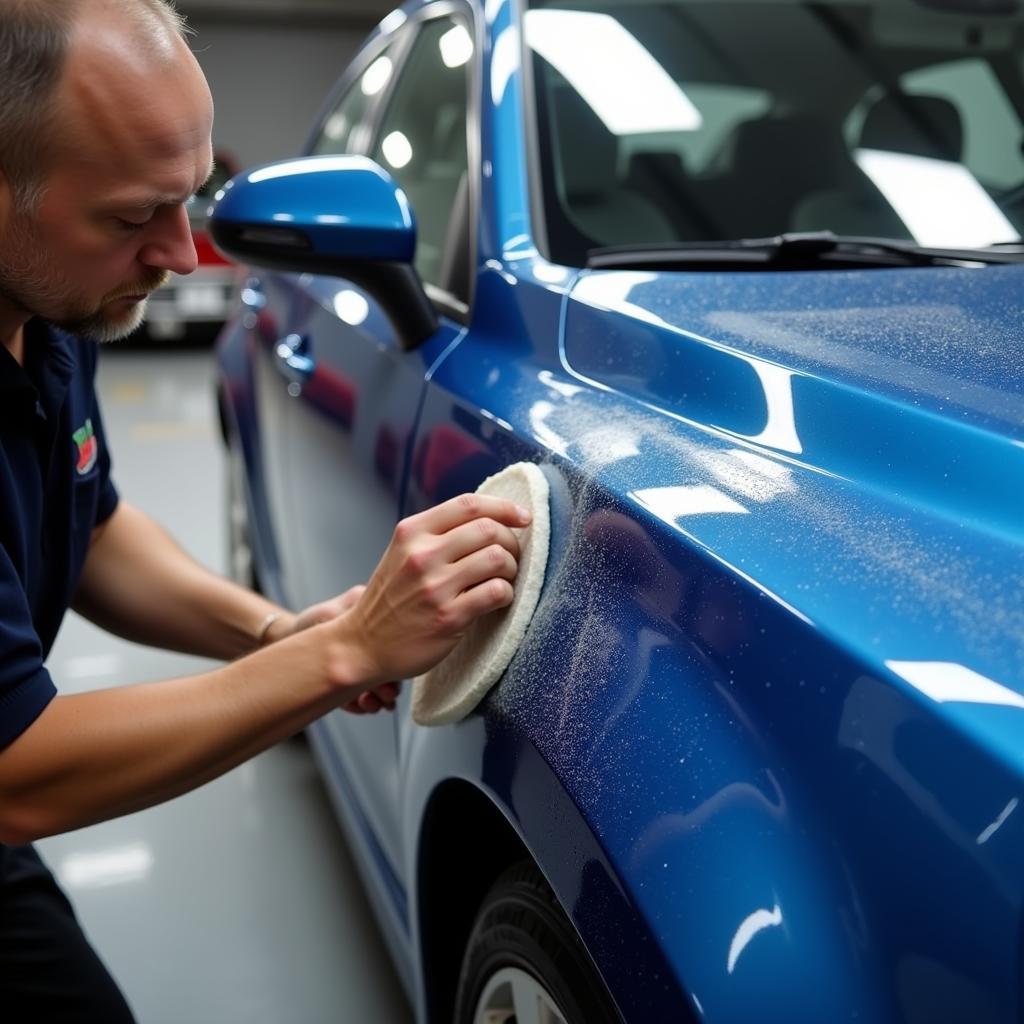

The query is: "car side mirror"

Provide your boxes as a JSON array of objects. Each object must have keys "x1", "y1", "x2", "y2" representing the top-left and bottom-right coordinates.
[{"x1": 208, "y1": 155, "x2": 438, "y2": 351}]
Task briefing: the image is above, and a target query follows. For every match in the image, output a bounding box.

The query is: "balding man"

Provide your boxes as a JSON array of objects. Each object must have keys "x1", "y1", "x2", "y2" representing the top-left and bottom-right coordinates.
[{"x1": 0, "y1": 1, "x2": 528, "y2": 1017}]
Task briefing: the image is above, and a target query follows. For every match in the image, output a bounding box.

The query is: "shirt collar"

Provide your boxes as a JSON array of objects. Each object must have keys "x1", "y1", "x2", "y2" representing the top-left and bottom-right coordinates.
[{"x1": 0, "y1": 320, "x2": 77, "y2": 423}]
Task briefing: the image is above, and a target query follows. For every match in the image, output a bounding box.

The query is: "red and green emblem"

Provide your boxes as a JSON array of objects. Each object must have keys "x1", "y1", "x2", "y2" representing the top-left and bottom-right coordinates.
[{"x1": 73, "y1": 419, "x2": 98, "y2": 475}]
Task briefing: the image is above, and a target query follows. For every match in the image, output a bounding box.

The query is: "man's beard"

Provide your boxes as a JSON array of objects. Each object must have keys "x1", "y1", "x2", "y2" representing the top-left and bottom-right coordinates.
[{"x1": 0, "y1": 215, "x2": 170, "y2": 343}]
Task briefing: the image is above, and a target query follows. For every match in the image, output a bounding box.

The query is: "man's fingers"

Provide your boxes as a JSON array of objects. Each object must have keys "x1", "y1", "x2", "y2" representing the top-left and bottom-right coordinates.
[
  {"x1": 438, "y1": 518, "x2": 521, "y2": 565},
  {"x1": 409, "y1": 493, "x2": 531, "y2": 537},
  {"x1": 444, "y1": 544, "x2": 518, "y2": 599},
  {"x1": 447, "y1": 576, "x2": 515, "y2": 628}
]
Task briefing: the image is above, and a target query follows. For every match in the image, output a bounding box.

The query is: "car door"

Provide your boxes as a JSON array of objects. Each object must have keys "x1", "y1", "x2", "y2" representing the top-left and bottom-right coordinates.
[{"x1": 268, "y1": 8, "x2": 477, "y2": 874}]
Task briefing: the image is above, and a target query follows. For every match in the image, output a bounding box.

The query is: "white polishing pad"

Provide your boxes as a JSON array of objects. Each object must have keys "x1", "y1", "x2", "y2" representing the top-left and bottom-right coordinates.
[{"x1": 412, "y1": 463, "x2": 551, "y2": 727}]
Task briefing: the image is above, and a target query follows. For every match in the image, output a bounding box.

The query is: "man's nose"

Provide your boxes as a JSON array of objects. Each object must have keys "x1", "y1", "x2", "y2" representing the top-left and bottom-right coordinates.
[{"x1": 138, "y1": 204, "x2": 199, "y2": 276}]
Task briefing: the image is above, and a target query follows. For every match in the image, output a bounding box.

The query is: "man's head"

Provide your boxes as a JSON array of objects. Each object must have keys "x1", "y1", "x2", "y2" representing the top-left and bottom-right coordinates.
[{"x1": 0, "y1": 0, "x2": 214, "y2": 343}]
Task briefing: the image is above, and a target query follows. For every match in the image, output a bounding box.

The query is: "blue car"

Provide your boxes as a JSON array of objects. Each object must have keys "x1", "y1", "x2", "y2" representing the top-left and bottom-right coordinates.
[{"x1": 212, "y1": 1, "x2": 1024, "y2": 1020}]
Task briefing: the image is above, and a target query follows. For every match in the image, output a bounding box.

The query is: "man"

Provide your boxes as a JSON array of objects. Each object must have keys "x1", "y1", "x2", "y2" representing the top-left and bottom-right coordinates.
[{"x1": 0, "y1": 0, "x2": 530, "y2": 1018}]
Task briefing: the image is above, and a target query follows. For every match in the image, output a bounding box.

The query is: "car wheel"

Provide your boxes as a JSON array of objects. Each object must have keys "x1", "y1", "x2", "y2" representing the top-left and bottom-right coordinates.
[{"x1": 454, "y1": 861, "x2": 621, "y2": 1024}]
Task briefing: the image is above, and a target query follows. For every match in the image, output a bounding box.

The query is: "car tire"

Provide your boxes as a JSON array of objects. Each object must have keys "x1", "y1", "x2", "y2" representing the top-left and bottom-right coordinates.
[{"x1": 454, "y1": 860, "x2": 622, "y2": 1024}]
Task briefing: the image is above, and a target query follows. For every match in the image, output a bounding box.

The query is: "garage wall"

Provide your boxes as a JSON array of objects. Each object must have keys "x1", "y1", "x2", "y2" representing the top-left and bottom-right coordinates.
[{"x1": 187, "y1": 19, "x2": 373, "y2": 170}]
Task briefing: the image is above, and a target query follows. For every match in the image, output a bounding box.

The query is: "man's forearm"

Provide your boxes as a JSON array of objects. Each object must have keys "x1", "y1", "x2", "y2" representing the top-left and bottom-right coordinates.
[
  {"x1": 0, "y1": 623, "x2": 352, "y2": 843},
  {"x1": 73, "y1": 501, "x2": 294, "y2": 660},
  {"x1": 5, "y1": 490, "x2": 532, "y2": 842}
]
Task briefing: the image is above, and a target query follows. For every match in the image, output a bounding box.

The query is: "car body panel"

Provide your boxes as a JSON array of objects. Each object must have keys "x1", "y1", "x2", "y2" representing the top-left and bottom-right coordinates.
[{"x1": 215, "y1": 0, "x2": 1024, "y2": 1020}]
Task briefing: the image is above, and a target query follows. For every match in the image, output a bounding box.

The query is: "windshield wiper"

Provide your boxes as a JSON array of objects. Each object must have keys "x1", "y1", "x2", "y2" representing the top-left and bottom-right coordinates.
[{"x1": 587, "y1": 232, "x2": 1024, "y2": 270}]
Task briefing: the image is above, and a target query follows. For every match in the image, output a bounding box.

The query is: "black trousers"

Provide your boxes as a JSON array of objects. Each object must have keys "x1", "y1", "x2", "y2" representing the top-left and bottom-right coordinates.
[{"x1": 0, "y1": 843, "x2": 136, "y2": 1023}]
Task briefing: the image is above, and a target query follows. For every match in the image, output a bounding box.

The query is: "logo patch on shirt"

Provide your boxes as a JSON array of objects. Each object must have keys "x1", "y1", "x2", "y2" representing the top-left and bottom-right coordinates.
[{"x1": 73, "y1": 419, "x2": 98, "y2": 475}]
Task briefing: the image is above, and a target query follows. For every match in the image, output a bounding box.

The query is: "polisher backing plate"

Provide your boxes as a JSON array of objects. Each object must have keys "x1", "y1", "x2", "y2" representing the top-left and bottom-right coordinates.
[{"x1": 411, "y1": 463, "x2": 551, "y2": 727}]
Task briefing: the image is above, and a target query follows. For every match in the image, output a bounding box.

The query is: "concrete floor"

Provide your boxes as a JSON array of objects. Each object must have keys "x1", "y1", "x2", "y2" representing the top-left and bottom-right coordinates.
[{"x1": 36, "y1": 347, "x2": 413, "y2": 1024}]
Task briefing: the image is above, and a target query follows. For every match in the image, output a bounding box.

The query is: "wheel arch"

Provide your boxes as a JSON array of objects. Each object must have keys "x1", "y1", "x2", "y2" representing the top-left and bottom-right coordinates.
[{"x1": 415, "y1": 779, "x2": 533, "y2": 1024}]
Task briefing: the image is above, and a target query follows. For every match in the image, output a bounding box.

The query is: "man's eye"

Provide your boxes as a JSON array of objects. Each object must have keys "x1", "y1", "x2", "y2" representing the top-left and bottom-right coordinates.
[{"x1": 113, "y1": 216, "x2": 149, "y2": 232}]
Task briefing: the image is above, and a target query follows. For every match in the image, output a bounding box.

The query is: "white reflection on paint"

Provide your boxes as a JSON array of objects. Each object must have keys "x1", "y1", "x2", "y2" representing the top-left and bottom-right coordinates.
[
  {"x1": 248, "y1": 155, "x2": 381, "y2": 183},
  {"x1": 58, "y1": 843, "x2": 154, "y2": 890},
  {"x1": 885, "y1": 661, "x2": 1024, "y2": 709},
  {"x1": 334, "y1": 289, "x2": 369, "y2": 325},
  {"x1": 502, "y1": 234, "x2": 539, "y2": 261},
  {"x1": 529, "y1": 400, "x2": 569, "y2": 455},
  {"x1": 491, "y1": 26, "x2": 520, "y2": 105},
  {"x1": 538, "y1": 369, "x2": 585, "y2": 398},
  {"x1": 855, "y1": 149, "x2": 1017, "y2": 248},
  {"x1": 632, "y1": 484, "x2": 749, "y2": 522},
  {"x1": 572, "y1": 273, "x2": 803, "y2": 454},
  {"x1": 439, "y1": 24, "x2": 474, "y2": 69},
  {"x1": 361, "y1": 55, "x2": 394, "y2": 97},
  {"x1": 695, "y1": 448, "x2": 796, "y2": 503},
  {"x1": 730, "y1": 360, "x2": 803, "y2": 455},
  {"x1": 480, "y1": 408, "x2": 513, "y2": 432},
  {"x1": 525, "y1": 11, "x2": 702, "y2": 135},
  {"x1": 532, "y1": 263, "x2": 570, "y2": 284},
  {"x1": 977, "y1": 797, "x2": 1018, "y2": 845},
  {"x1": 727, "y1": 904, "x2": 783, "y2": 974}
]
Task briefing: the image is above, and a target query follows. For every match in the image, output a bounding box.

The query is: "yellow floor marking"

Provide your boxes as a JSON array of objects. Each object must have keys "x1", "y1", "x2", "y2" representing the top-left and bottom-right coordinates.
[
  {"x1": 109, "y1": 382, "x2": 148, "y2": 404},
  {"x1": 130, "y1": 421, "x2": 214, "y2": 442}
]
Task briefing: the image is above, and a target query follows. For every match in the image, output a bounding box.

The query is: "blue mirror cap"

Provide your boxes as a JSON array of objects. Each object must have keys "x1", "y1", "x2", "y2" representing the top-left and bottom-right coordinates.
[{"x1": 208, "y1": 155, "x2": 416, "y2": 265}]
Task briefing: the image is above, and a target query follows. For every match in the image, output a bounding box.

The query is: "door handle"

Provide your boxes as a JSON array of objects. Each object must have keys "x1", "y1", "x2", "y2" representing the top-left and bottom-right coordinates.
[{"x1": 274, "y1": 333, "x2": 315, "y2": 385}]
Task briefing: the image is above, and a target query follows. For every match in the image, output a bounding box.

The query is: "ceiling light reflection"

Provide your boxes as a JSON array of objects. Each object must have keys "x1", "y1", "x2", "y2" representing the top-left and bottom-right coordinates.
[
  {"x1": 632, "y1": 484, "x2": 749, "y2": 523},
  {"x1": 58, "y1": 843, "x2": 154, "y2": 890},
  {"x1": 382, "y1": 131, "x2": 413, "y2": 170},
  {"x1": 334, "y1": 289, "x2": 369, "y2": 326},
  {"x1": 439, "y1": 24, "x2": 474, "y2": 69},
  {"x1": 855, "y1": 149, "x2": 1017, "y2": 248},
  {"x1": 491, "y1": 26, "x2": 520, "y2": 105},
  {"x1": 977, "y1": 797, "x2": 1018, "y2": 845},
  {"x1": 525, "y1": 11, "x2": 702, "y2": 135},
  {"x1": 361, "y1": 55, "x2": 394, "y2": 97},
  {"x1": 727, "y1": 904, "x2": 783, "y2": 974},
  {"x1": 885, "y1": 660, "x2": 1024, "y2": 709}
]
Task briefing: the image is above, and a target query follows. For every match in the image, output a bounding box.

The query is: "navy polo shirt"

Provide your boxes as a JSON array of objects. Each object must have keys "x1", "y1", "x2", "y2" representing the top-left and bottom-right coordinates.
[{"x1": 0, "y1": 320, "x2": 118, "y2": 750}]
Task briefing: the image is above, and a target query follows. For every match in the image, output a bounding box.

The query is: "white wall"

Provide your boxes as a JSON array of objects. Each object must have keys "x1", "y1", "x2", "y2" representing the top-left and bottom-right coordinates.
[{"x1": 188, "y1": 20, "x2": 371, "y2": 170}]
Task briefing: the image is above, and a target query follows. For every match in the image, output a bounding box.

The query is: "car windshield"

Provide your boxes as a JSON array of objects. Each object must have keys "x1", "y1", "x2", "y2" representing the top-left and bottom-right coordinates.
[{"x1": 525, "y1": 0, "x2": 1024, "y2": 266}]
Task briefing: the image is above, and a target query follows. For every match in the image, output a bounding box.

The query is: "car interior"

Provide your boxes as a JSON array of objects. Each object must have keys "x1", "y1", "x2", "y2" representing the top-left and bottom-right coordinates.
[{"x1": 530, "y1": 0, "x2": 1024, "y2": 264}]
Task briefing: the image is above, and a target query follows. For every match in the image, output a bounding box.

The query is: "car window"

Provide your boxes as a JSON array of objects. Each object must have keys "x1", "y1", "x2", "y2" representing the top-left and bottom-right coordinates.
[
  {"x1": 526, "y1": 0, "x2": 1024, "y2": 265},
  {"x1": 900, "y1": 58, "x2": 1024, "y2": 192},
  {"x1": 370, "y1": 16, "x2": 472, "y2": 294},
  {"x1": 312, "y1": 46, "x2": 397, "y2": 156}
]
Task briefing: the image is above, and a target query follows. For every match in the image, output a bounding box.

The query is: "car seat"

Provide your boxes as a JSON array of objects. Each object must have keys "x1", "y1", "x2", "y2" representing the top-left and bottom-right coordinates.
[
  {"x1": 859, "y1": 93, "x2": 963, "y2": 162},
  {"x1": 790, "y1": 93, "x2": 964, "y2": 239},
  {"x1": 712, "y1": 113, "x2": 868, "y2": 238},
  {"x1": 549, "y1": 85, "x2": 677, "y2": 249}
]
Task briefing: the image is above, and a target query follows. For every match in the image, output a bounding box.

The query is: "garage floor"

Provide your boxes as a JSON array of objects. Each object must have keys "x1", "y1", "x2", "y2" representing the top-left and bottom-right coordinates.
[{"x1": 36, "y1": 347, "x2": 414, "y2": 1024}]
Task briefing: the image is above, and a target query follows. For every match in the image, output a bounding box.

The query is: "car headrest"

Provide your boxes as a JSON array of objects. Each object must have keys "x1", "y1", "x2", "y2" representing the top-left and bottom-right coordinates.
[
  {"x1": 728, "y1": 114, "x2": 857, "y2": 190},
  {"x1": 860, "y1": 94, "x2": 963, "y2": 162}
]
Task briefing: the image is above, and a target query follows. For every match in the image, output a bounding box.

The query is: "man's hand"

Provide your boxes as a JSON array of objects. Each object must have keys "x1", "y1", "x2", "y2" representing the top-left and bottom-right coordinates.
[
  {"x1": 329, "y1": 493, "x2": 532, "y2": 691},
  {"x1": 288, "y1": 585, "x2": 400, "y2": 715}
]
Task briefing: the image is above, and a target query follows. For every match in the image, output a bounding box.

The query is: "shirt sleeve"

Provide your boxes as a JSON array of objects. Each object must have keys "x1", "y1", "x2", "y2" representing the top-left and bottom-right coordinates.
[
  {"x1": 0, "y1": 545, "x2": 57, "y2": 750},
  {"x1": 87, "y1": 344, "x2": 119, "y2": 525}
]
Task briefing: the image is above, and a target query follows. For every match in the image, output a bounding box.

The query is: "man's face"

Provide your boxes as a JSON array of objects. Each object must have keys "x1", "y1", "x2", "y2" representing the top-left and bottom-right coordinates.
[{"x1": 0, "y1": 18, "x2": 215, "y2": 343}]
